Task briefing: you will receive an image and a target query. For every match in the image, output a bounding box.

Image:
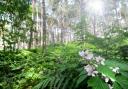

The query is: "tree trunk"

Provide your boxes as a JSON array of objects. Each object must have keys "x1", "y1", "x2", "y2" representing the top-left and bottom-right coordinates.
[
  {"x1": 28, "y1": 28, "x2": 33, "y2": 49},
  {"x1": 28, "y1": 0, "x2": 35, "y2": 49},
  {"x1": 42, "y1": 0, "x2": 46, "y2": 51},
  {"x1": 93, "y1": 15, "x2": 96, "y2": 35}
]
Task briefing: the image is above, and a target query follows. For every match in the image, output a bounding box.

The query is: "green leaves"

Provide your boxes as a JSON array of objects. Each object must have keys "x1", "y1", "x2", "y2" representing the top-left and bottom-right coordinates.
[
  {"x1": 87, "y1": 59, "x2": 128, "y2": 89},
  {"x1": 98, "y1": 60, "x2": 128, "y2": 89},
  {"x1": 97, "y1": 65, "x2": 116, "y2": 81},
  {"x1": 75, "y1": 74, "x2": 87, "y2": 88},
  {"x1": 116, "y1": 75, "x2": 128, "y2": 89},
  {"x1": 113, "y1": 82, "x2": 122, "y2": 89},
  {"x1": 105, "y1": 60, "x2": 128, "y2": 71},
  {"x1": 1, "y1": 43, "x2": 128, "y2": 89},
  {"x1": 33, "y1": 77, "x2": 52, "y2": 89},
  {"x1": 88, "y1": 77, "x2": 109, "y2": 89},
  {"x1": 0, "y1": 0, "x2": 32, "y2": 51}
]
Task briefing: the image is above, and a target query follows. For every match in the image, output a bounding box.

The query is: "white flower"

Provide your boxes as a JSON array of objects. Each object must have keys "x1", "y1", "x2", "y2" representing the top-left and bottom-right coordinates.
[
  {"x1": 102, "y1": 74, "x2": 109, "y2": 83},
  {"x1": 84, "y1": 65, "x2": 98, "y2": 76},
  {"x1": 101, "y1": 60, "x2": 105, "y2": 65},
  {"x1": 95, "y1": 56, "x2": 101, "y2": 62},
  {"x1": 92, "y1": 71, "x2": 98, "y2": 76},
  {"x1": 84, "y1": 50, "x2": 90, "y2": 54},
  {"x1": 105, "y1": 77, "x2": 109, "y2": 83},
  {"x1": 95, "y1": 56, "x2": 105, "y2": 65},
  {"x1": 112, "y1": 67, "x2": 120, "y2": 73},
  {"x1": 110, "y1": 67, "x2": 120, "y2": 73},
  {"x1": 85, "y1": 53, "x2": 93, "y2": 60},
  {"x1": 108, "y1": 84, "x2": 113, "y2": 89},
  {"x1": 79, "y1": 51, "x2": 85, "y2": 57},
  {"x1": 84, "y1": 65, "x2": 93, "y2": 72},
  {"x1": 79, "y1": 50, "x2": 94, "y2": 60}
]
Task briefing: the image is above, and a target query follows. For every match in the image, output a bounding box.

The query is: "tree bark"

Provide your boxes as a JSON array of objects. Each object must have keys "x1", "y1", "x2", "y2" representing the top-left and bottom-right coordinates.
[
  {"x1": 28, "y1": 28, "x2": 33, "y2": 49},
  {"x1": 42, "y1": 0, "x2": 46, "y2": 51}
]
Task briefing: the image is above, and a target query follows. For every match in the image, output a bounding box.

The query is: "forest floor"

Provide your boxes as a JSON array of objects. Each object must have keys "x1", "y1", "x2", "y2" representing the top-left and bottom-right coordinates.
[{"x1": 0, "y1": 42, "x2": 128, "y2": 89}]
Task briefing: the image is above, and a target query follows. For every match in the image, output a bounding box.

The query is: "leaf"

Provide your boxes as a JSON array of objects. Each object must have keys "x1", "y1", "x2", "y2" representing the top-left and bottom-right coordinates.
[
  {"x1": 41, "y1": 78, "x2": 51, "y2": 89},
  {"x1": 113, "y1": 82, "x2": 122, "y2": 89},
  {"x1": 53, "y1": 77, "x2": 60, "y2": 88},
  {"x1": 78, "y1": 68, "x2": 86, "y2": 76},
  {"x1": 50, "y1": 77, "x2": 56, "y2": 89},
  {"x1": 105, "y1": 60, "x2": 128, "y2": 71},
  {"x1": 75, "y1": 75, "x2": 87, "y2": 88},
  {"x1": 88, "y1": 77, "x2": 109, "y2": 89},
  {"x1": 116, "y1": 75, "x2": 128, "y2": 89},
  {"x1": 56, "y1": 76, "x2": 65, "y2": 89},
  {"x1": 33, "y1": 78, "x2": 51, "y2": 89},
  {"x1": 97, "y1": 65, "x2": 116, "y2": 81},
  {"x1": 62, "y1": 77, "x2": 70, "y2": 89},
  {"x1": 120, "y1": 71, "x2": 128, "y2": 78},
  {"x1": 33, "y1": 80, "x2": 44, "y2": 89}
]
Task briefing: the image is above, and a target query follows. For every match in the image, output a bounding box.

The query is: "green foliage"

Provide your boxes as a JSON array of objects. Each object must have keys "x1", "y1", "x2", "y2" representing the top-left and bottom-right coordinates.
[
  {"x1": 0, "y1": 50, "x2": 40, "y2": 89},
  {"x1": 113, "y1": 82, "x2": 122, "y2": 89},
  {"x1": 97, "y1": 65, "x2": 116, "y2": 81},
  {"x1": 0, "y1": 0, "x2": 33, "y2": 51},
  {"x1": 116, "y1": 75, "x2": 128, "y2": 89},
  {"x1": 87, "y1": 60, "x2": 128, "y2": 89},
  {"x1": 118, "y1": 45, "x2": 128, "y2": 60},
  {"x1": 105, "y1": 60, "x2": 128, "y2": 71},
  {"x1": 0, "y1": 42, "x2": 128, "y2": 89},
  {"x1": 0, "y1": 0, "x2": 128, "y2": 89},
  {"x1": 33, "y1": 44, "x2": 88, "y2": 89},
  {"x1": 33, "y1": 64, "x2": 87, "y2": 89},
  {"x1": 0, "y1": 44, "x2": 86, "y2": 89},
  {"x1": 73, "y1": 15, "x2": 88, "y2": 41},
  {"x1": 88, "y1": 77, "x2": 109, "y2": 89}
]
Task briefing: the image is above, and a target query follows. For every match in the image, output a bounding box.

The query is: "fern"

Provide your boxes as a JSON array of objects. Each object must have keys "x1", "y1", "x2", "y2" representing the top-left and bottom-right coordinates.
[{"x1": 75, "y1": 74, "x2": 87, "y2": 88}]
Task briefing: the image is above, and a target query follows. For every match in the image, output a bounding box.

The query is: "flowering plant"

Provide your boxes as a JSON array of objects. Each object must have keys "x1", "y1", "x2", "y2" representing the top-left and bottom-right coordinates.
[{"x1": 79, "y1": 50, "x2": 120, "y2": 89}]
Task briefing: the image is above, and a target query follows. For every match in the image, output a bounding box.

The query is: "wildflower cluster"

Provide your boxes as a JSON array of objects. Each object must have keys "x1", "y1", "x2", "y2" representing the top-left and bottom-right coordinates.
[
  {"x1": 79, "y1": 50, "x2": 120, "y2": 89},
  {"x1": 79, "y1": 50, "x2": 105, "y2": 76}
]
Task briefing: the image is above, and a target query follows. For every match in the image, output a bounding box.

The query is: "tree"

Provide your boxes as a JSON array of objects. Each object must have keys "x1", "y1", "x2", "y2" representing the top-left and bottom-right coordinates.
[
  {"x1": 42, "y1": 0, "x2": 47, "y2": 51},
  {"x1": 0, "y1": 0, "x2": 32, "y2": 51}
]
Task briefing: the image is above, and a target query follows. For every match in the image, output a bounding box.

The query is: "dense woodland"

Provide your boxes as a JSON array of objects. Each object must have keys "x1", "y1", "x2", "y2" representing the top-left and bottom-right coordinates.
[{"x1": 0, "y1": 0, "x2": 128, "y2": 89}]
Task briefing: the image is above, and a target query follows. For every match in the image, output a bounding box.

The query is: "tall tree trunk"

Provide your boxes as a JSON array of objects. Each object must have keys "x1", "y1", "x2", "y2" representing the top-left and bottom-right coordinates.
[
  {"x1": 61, "y1": 28, "x2": 63, "y2": 43},
  {"x1": 28, "y1": 0, "x2": 35, "y2": 49},
  {"x1": 40, "y1": 1, "x2": 43, "y2": 47},
  {"x1": 93, "y1": 15, "x2": 96, "y2": 35},
  {"x1": 35, "y1": 1, "x2": 39, "y2": 48},
  {"x1": 31, "y1": 0, "x2": 36, "y2": 48},
  {"x1": 42, "y1": 0, "x2": 46, "y2": 51},
  {"x1": 28, "y1": 28, "x2": 33, "y2": 49},
  {"x1": 60, "y1": 16, "x2": 65, "y2": 43}
]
